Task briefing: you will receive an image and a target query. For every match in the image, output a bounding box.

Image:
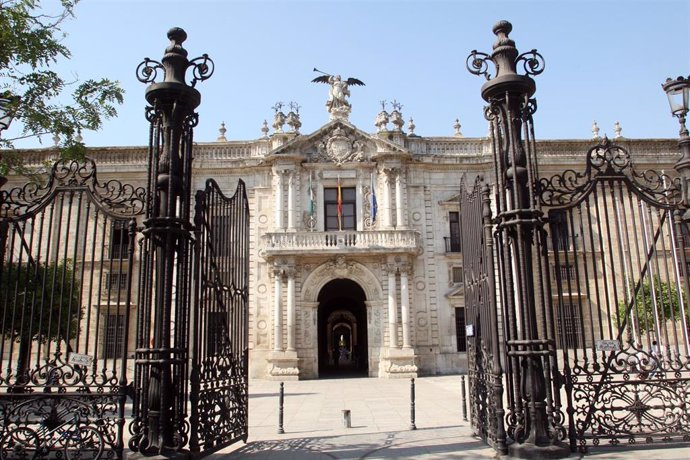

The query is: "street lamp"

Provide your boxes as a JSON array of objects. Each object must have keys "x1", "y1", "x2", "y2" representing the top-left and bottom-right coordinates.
[{"x1": 662, "y1": 76, "x2": 690, "y2": 208}]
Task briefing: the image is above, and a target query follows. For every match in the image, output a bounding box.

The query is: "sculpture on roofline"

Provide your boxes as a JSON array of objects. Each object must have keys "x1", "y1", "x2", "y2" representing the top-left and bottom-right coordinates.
[{"x1": 312, "y1": 68, "x2": 365, "y2": 120}]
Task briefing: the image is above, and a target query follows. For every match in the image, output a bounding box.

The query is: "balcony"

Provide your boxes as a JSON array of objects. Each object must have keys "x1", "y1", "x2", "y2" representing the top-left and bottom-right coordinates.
[{"x1": 261, "y1": 229, "x2": 422, "y2": 258}]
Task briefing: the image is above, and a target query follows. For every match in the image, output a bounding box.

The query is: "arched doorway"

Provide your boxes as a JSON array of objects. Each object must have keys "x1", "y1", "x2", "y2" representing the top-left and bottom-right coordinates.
[{"x1": 318, "y1": 279, "x2": 368, "y2": 377}]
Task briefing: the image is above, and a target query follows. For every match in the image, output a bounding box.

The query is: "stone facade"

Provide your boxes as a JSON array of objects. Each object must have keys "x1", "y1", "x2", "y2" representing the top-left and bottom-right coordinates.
[{"x1": 3, "y1": 108, "x2": 682, "y2": 380}]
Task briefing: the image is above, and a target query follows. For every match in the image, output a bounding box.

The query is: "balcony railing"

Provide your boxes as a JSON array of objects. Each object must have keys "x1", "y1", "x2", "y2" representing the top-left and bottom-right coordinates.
[{"x1": 261, "y1": 229, "x2": 421, "y2": 257}]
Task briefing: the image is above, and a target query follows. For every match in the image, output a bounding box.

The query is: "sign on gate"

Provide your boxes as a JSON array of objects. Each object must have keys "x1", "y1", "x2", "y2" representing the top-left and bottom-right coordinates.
[{"x1": 595, "y1": 340, "x2": 620, "y2": 352}]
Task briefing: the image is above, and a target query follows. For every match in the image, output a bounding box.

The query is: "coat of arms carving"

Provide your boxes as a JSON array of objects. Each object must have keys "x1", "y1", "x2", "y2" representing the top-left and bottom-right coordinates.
[{"x1": 314, "y1": 126, "x2": 365, "y2": 165}]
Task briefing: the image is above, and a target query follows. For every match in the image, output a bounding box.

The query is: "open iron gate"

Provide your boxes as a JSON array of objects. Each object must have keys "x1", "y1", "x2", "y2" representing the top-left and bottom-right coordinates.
[
  {"x1": 459, "y1": 176, "x2": 508, "y2": 454},
  {"x1": 189, "y1": 179, "x2": 249, "y2": 453},
  {"x1": 0, "y1": 159, "x2": 146, "y2": 459},
  {"x1": 539, "y1": 139, "x2": 690, "y2": 451}
]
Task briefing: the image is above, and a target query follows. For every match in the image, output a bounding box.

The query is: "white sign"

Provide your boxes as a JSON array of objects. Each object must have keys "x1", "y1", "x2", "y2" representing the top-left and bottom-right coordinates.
[
  {"x1": 595, "y1": 340, "x2": 620, "y2": 352},
  {"x1": 68, "y1": 352, "x2": 93, "y2": 367},
  {"x1": 465, "y1": 324, "x2": 475, "y2": 337}
]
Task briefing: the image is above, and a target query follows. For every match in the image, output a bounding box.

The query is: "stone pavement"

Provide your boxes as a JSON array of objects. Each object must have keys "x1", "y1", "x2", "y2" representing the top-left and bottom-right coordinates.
[{"x1": 209, "y1": 375, "x2": 690, "y2": 459}]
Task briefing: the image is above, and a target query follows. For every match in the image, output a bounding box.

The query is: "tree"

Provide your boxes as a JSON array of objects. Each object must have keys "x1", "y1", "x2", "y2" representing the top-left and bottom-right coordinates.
[
  {"x1": 618, "y1": 276, "x2": 686, "y2": 335},
  {"x1": 0, "y1": 260, "x2": 82, "y2": 387},
  {"x1": 0, "y1": 0, "x2": 124, "y2": 176}
]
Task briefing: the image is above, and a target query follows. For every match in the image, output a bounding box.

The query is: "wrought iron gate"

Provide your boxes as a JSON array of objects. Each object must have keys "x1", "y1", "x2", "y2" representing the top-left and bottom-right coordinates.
[
  {"x1": 190, "y1": 179, "x2": 249, "y2": 453},
  {"x1": 459, "y1": 176, "x2": 508, "y2": 454},
  {"x1": 539, "y1": 139, "x2": 690, "y2": 451},
  {"x1": 0, "y1": 159, "x2": 146, "y2": 459}
]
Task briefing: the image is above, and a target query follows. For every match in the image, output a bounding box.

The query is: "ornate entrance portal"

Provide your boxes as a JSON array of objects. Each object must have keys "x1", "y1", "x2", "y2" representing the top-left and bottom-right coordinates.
[{"x1": 318, "y1": 279, "x2": 368, "y2": 377}]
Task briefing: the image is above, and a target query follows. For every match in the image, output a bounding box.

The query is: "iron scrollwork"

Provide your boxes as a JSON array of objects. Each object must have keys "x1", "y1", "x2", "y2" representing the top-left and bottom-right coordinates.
[
  {"x1": 516, "y1": 49, "x2": 545, "y2": 77},
  {"x1": 466, "y1": 50, "x2": 494, "y2": 80},
  {"x1": 539, "y1": 138, "x2": 683, "y2": 207},
  {"x1": 0, "y1": 158, "x2": 147, "y2": 218}
]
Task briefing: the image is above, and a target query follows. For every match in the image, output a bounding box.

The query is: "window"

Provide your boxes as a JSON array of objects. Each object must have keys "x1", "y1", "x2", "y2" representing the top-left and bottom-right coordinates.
[
  {"x1": 455, "y1": 307, "x2": 467, "y2": 352},
  {"x1": 451, "y1": 266, "x2": 463, "y2": 284},
  {"x1": 211, "y1": 214, "x2": 233, "y2": 257},
  {"x1": 109, "y1": 220, "x2": 131, "y2": 260},
  {"x1": 553, "y1": 264, "x2": 576, "y2": 281},
  {"x1": 104, "y1": 314, "x2": 125, "y2": 359},
  {"x1": 324, "y1": 187, "x2": 356, "y2": 231},
  {"x1": 446, "y1": 211, "x2": 461, "y2": 252},
  {"x1": 104, "y1": 272, "x2": 128, "y2": 291},
  {"x1": 550, "y1": 211, "x2": 570, "y2": 251},
  {"x1": 206, "y1": 310, "x2": 227, "y2": 356},
  {"x1": 555, "y1": 302, "x2": 583, "y2": 349}
]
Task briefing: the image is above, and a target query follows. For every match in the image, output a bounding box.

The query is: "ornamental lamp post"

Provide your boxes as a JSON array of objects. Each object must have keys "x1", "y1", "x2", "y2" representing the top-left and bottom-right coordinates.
[
  {"x1": 662, "y1": 76, "x2": 690, "y2": 209},
  {"x1": 130, "y1": 28, "x2": 213, "y2": 457},
  {"x1": 467, "y1": 21, "x2": 569, "y2": 458}
]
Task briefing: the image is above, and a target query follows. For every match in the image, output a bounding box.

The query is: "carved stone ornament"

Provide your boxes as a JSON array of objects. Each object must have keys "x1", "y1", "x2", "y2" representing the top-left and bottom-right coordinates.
[
  {"x1": 314, "y1": 126, "x2": 365, "y2": 164},
  {"x1": 326, "y1": 255, "x2": 357, "y2": 278}
]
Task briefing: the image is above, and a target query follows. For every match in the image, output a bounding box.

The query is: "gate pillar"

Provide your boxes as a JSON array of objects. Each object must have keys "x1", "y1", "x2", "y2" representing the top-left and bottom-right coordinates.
[
  {"x1": 468, "y1": 21, "x2": 568, "y2": 458},
  {"x1": 129, "y1": 29, "x2": 213, "y2": 456}
]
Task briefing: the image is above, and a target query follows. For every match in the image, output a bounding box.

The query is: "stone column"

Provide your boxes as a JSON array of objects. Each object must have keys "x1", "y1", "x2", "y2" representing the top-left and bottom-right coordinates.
[
  {"x1": 386, "y1": 264, "x2": 398, "y2": 348},
  {"x1": 275, "y1": 170, "x2": 284, "y2": 230},
  {"x1": 286, "y1": 266, "x2": 296, "y2": 351},
  {"x1": 395, "y1": 169, "x2": 404, "y2": 229},
  {"x1": 273, "y1": 266, "x2": 283, "y2": 351},
  {"x1": 400, "y1": 264, "x2": 412, "y2": 348},
  {"x1": 382, "y1": 169, "x2": 393, "y2": 229},
  {"x1": 287, "y1": 172, "x2": 295, "y2": 231}
]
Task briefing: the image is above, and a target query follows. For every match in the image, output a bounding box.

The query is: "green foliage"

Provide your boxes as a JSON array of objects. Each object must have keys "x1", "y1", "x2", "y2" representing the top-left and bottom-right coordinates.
[
  {"x1": 0, "y1": 0, "x2": 124, "y2": 175},
  {"x1": 0, "y1": 259, "x2": 82, "y2": 343},
  {"x1": 618, "y1": 276, "x2": 686, "y2": 334}
]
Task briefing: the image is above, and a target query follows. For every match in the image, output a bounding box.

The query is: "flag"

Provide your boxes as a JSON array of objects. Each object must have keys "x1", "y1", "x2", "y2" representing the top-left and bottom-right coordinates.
[
  {"x1": 308, "y1": 172, "x2": 315, "y2": 216},
  {"x1": 337, "y1": 175, "x2": 342, "y2": 231},
  {"x1": 370, "y1": 173, "x2": 378, "y2": 222}
]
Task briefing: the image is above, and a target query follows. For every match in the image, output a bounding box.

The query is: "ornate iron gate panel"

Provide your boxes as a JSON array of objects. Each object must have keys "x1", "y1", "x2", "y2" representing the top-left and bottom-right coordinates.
[
  {"x1": 0, "y1": 159, "x2": 146, "y2": 459},
  {"x1": 460, "y1": 176, "x2": 507, "y2": 454},
  {"x1": 189, "y1": 179, "x2": 249, "y2": 454},
  {"x1": 539, "y1": 140, "x2": 690, "y2": 451}
]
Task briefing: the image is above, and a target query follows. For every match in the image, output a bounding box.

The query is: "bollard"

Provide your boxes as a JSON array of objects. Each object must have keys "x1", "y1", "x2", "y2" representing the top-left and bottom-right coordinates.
[
  {"x1": 410, "y1": 377, "x2": 417, "y2": 430},
  {"x1": 461, "y1": 374, "x2": 468, "y2": 422},
  {"x1": 342, "y1": 409, "x2": 351, "y2": 428},
  {"x1": 278, "y1": 381, "x2": 284, "y2": 434}
]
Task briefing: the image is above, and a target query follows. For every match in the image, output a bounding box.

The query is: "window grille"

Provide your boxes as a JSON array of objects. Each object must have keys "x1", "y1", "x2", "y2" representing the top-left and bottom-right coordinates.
[{"x1": 455, "y1": 307, "x2": 467, "y2": 352}]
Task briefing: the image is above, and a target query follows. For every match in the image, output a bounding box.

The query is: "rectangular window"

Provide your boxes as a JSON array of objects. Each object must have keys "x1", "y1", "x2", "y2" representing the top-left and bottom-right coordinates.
[
  {"x1": 451, "y1": 266, "x2": 463, "y2": 284},
  {"x1": 550, "y1": 211, "x2": 570, "y2": 251},
  {"x1": 206, "y1": 310, "x2": 227, "y2": 356},
  {"x1": 455, "y1": 307, "x2": 467, "y2": 352},
  {"x1": 109, "y1": 220, "x2": 131, "y2": 260},
  {"x1": 555, "y1": 302, "x2": 583, "y2": 349},
  {"x1": 104, "y1": 314, "x2": 125, "y2": 359},
  {"x1": 553, "y1": 264, "x2": 576, "y2": 281},
  {"x1": 447, "y1": 211, "x2": 461, "y2": 252},
  {"x1": 324, "y1": 187, "x2": 356, "y2": 231},
  {"x1": 104, "y1": 272, "x2": 128, "y2": 291}
]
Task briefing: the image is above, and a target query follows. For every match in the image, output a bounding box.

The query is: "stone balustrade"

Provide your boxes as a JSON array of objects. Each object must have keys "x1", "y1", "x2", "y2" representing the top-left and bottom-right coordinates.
[{"x1": 261, "y1": 229, "x2": 421, "y2": 257}]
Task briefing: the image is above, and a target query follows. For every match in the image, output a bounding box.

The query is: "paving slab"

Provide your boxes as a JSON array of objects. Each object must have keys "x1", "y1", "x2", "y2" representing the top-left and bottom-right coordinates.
[{"x1": 208, "y1": 376, "x2": 690, "y2": 460}]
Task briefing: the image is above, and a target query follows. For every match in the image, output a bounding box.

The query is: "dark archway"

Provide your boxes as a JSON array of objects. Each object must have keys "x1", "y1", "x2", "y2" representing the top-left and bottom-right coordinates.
[{"x1": 317, "y1": 279, "x2": 368, "y2": 377}]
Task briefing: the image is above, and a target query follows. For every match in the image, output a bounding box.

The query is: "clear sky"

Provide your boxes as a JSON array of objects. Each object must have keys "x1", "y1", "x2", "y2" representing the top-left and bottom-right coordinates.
[{"x1": 7, "y1": 0, "x2": 690, "y2": 148}]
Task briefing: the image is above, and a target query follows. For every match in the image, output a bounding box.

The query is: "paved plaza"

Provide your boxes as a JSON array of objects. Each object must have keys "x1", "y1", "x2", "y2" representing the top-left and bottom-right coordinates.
[{"x1": 210, "y1": 375, "x2": 690, "y2": 459}]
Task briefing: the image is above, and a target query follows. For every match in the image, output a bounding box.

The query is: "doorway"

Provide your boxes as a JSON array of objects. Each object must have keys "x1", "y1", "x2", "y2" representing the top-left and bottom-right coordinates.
[{"x1": 317, "y1": 279, "x2": 368, "y2": 377}]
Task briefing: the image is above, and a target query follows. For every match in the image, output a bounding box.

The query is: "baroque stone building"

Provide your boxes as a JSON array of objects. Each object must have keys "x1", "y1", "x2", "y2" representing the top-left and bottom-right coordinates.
[{"x1": 3, "y1": 92, "x2": 681, "y2": 380}]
